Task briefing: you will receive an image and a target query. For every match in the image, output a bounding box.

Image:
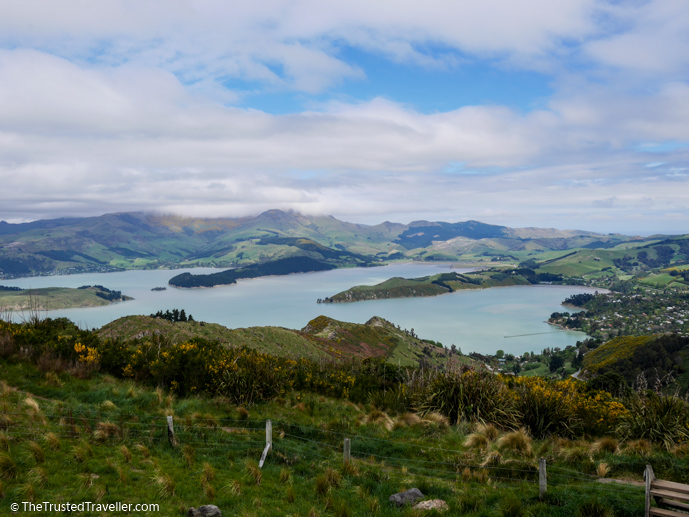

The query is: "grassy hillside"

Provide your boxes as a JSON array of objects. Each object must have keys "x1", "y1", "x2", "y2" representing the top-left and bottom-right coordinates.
[
  {"x1": 98, "y1": 314, "x2": 456, "y2": 368},
  {"x1": 581, "y1": 334, "x2": 689, "y2": 392},
  {"x1": 0, "y1": 285, "x2": 131, "y2": 312},
  {"x1": 1, "y1": 209, "x2": 664, "y2": 278},
  {"x1": 322, "y1": 269, "x2": 556, "y2": 303},
  {"x1": 2, "y1": 316, "x2": 688, "y2": 516}
]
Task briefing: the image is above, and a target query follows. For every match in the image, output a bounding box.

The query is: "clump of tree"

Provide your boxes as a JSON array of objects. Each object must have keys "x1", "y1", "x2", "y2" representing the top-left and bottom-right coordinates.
[
  {"x1": 151, "y1": 309, "x2": 194, "y2": 323},
  {"x1": 78, "y1": 285, "x2": 126, "y2": 302}
]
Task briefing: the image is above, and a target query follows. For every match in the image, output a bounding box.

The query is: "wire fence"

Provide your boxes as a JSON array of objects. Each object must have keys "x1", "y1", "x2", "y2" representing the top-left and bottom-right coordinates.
[{"x1": 0, "y1": 408, "x2": 649, "y2": 502}]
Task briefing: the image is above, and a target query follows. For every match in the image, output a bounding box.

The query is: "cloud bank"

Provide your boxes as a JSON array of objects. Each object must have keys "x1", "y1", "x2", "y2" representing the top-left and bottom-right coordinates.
[{"x1": 0, "y1": 0, "x2": 688, "y2": 234}]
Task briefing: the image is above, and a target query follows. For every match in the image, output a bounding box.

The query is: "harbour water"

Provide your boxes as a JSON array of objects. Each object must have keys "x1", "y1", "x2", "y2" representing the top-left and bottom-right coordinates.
[{"x1": 1, "y1": 263, "x2": 597, "y2": 355}]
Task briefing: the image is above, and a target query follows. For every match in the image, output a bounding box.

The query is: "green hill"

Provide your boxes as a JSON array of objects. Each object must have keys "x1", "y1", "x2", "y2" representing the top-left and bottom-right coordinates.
[
  {"x1": 582, "y1": 333, "x2": 689, "y2": 392},
  {"x1": 0, "y1": 285, "x2": 131, "y2": 311},
  {"x1": 1, "y1": 209, "x2": 665, "y2": 278},
  {"x1": 322, "y1": 269, "x2": 557, "y2": 303},
  {"x1": 98, "y1": 314, "x2": 458, "y2": 368}
]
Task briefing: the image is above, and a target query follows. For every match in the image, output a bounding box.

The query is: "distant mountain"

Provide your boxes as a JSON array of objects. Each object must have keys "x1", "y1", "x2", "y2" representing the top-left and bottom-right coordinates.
[{"x1": 0, "y1": 209, "x2": 668, "y2": 278}]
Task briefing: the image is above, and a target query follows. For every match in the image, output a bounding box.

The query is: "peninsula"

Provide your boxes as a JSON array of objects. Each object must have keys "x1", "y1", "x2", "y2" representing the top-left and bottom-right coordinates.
[
  {"x1": 320, "y1": 268, "x2": 563, "y2": 303},
  {"x1": 0, "y1": 285, "x2": 131, "y2": 311}
]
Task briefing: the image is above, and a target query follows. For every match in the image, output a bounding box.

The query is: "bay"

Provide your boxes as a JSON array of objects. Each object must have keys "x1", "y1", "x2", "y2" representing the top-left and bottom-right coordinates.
[{"x1": 1, "y1": 263, "x2": 597, "y2": 356}]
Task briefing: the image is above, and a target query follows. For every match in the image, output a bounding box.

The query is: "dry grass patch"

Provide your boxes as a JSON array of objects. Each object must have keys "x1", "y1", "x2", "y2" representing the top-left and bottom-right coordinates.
[
  {"x1": 151, "y1": 470, "x2": 175, "y2": 497},
  {"x1": 596, "y1": 462, "x2": 611, "y2": 478},
  {"x1": 25, "y1": 440, "x2": 45, "y2": 463},
  {"x1": 497, "y1": 428, "x2": 533, "y2": 457},
  {"x1": 464, "y1": 433, "x2": 489, "y2": 450},
  {"x1": 422, "y1": 411, "x2": 450, "y2": 428},
  {"x1": 44, "y1": 432, "x2": 60, "y2": 451},
  {"x1": 591, "y1": 437, "x2": 619, "y2": 455},
  {"x1": 363, "y1": 410, "x2": 393, "y2": 431},
  {"x1": 476, "y1": 422, "x2": 500, "y2": 441}
]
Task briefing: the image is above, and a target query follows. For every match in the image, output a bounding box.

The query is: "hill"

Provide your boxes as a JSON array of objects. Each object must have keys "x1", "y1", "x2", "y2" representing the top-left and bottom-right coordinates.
[
  {"x1": 322, "y1": 268, "x2": 563, "y2": 303},
  {"x1": 0, "y1": 315, "x2": 686, "y2": 516},
  {"x1": 0, "y1": 209, "x2": 661, "y2": 278},
  {"x1": 0, "y1": 284, "x2": 131, "y2": 311},
  {"x1": 581, "y1": 334, "x2": 689, "y2": 392},
  {"x1": 98, "y1": 314, "x2": 459, "y2": 368}
]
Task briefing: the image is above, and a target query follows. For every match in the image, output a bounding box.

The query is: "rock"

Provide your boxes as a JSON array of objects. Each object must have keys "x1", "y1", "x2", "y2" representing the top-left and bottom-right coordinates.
[
  {"x1": 187, "y1": 505, "x2": 221, "y2": 517},
  {"x1": 389, "y1": 488, "x2": 424, "y2": 507},
  {"x1": 413, "y1": 499, "x2": 448, "y2": 512}
]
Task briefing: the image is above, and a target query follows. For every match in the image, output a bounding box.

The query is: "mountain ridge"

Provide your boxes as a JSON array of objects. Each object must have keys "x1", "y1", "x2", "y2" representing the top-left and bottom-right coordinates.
[{"x1": 0, "y1": 209, "x2": 668, "y2": 278}]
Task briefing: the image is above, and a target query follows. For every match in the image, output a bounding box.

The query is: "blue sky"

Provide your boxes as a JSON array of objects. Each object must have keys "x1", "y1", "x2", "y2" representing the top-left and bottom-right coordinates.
[{"x1": 0, "y1": 0, "x2": 688, "y2": 235}]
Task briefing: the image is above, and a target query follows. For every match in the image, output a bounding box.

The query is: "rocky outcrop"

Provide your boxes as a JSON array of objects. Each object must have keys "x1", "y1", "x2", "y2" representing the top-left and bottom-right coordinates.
[
  {"x1": 187, "y1": 505, "x2": 221, "y2": 517},
  {"x1": 389, "y1": 488, "x2": 424, "y2": 507}
]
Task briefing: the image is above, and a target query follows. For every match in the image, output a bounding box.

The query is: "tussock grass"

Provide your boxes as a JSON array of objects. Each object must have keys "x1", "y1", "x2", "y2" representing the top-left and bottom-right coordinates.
[
  {"x1": 481, "y1": 450, "x2": 502, "y2": 467},
  {"x1": 497, "y1": 428, "x2": 533, "y2": 457},
  {"x1": 25, "y1": 440, "x2": 45, "y2": 463},
  {"x1": 245, "y1": 459, "x2": 262, "y2": 486},
  {"x1": 625, "y1": 439, "x2": 652, "y2": 456},
  {"x1": 596, "y1": 462, "x2": 611, "y2": 478},
  {"x1": 182, "y1": 444, "x2": 195, "y2": 466},
  {"x1": 100, "y1": 400, "x2": 117, "y2": 411},
  {"x1": 94, "y1": 421, "x2": 120, "y2": 441},
  {"x1": 476, "y1": 422, "x2": 500, "y2": 441},
  {"x1": 464, "y1": 433, "x2": 489, "y2": 450},
  {"x1": 0, "y1": 431, "x2": 11, "y2": 451},
  {"x1": 393, "y1": 412, "x2": 421, "y2": 428},
  {"x1": 591, "y1": 437, "x2": 619, "y2": 455},
  {"x1": 286, "y1": 485, "x2": 296, "y2": 503},
  {"x1": 423, "y1": 411, "x2": 450, "y2": 428},
  {"x1": 119, "y1": 444, "x2": 132, "y2": 463},
  {"x1": 151, "y1": 470, "x2": 175, "y2": 497},
  {"x1": 363, "y1": 409, "x2": 393, "y2": 431},
  {"x1": 44, "y1": 432, "x2": 60, "y2": 451},
  {"x1": 0, "y1": 452, "x2": 17, "y2": 479},
  {"x1": 134, "y1": 443, "x2": 150, "y2": 458}
]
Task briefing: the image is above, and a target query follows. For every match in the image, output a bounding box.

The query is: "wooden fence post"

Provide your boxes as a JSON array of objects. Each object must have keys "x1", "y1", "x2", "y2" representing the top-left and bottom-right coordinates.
[
  {"x1": 539, "y1": 458, "x2": 547, "y2": 499},
  {"x1": 644, "y1": 464, "x2": 655, "y2": 517},
  {"x1": 343, "y1": 438, "x2": 351, "y2": 466},
  {"x1": 259, "y1": 420, "x2": 272, "y2": 469},
  {"x1": 167, "y1": 415, "x2": 177, "y2": 447}
]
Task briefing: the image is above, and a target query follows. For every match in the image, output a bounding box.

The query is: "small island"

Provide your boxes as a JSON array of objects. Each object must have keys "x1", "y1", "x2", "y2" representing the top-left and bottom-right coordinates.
[
  {"x1": 0, "y1": 284, "x2": 132, "y2": 311},
  {"x1": 168, "y1": 256, "x2": 336, "y2": 288},
  {"x1": 319, "y1": 268, "x2": 564, "y2": 303}
]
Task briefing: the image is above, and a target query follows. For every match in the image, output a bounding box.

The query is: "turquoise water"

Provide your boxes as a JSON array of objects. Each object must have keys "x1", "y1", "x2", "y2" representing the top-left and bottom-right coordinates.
[{"x1": 1, "y1": 263, "x2": 596, "y2": 355}]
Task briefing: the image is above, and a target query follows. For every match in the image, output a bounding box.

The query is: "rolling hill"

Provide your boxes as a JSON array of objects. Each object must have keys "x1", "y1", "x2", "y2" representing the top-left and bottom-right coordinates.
[
  {"x1": 98, "y1": 314, "x2": 462, "y2": 368},
  {"x1": 1, "y1": 209, "x2": 685, "y2": 279}
]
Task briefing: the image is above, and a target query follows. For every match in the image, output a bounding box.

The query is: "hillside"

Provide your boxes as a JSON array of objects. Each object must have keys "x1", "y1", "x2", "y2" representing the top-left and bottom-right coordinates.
[
  {"x1": 98, "y1": 314, "x2": 458, "y2": 368},
  {"x1": 322, "y1": 268, "x2": 562, "y2": 303},
  {"x1": 0, "y1": 316, "x2": 686, "y2": 516},
  {"x1": 0, "y1": 285, "x2": 131, "y2": 311},
  {"x1": 0, "y1": 209, "x2": 660, "y2": 279},
  {"x1": 581, "y1": 334, "x2": 689, "y2": 392}
]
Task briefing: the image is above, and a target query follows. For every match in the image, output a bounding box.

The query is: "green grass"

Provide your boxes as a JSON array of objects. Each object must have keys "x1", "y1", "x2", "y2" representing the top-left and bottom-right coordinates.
[
  {"x1": 0, "y1": 356, "x2": 661, "y2": 516},
  {"x1": 0, "y1": 287, "x2": 118, "y2": 312}
]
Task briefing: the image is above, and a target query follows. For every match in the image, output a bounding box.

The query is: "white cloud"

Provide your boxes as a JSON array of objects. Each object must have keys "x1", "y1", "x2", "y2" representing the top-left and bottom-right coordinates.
[{"x1": 0, "y1": 1, "x2": 688, "y2": 234}]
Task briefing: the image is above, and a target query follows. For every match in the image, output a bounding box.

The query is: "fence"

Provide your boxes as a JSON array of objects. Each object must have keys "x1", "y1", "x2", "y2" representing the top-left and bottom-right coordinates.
[{"x1": 2, "y1": 408, "x2": 648, "y2": 509}]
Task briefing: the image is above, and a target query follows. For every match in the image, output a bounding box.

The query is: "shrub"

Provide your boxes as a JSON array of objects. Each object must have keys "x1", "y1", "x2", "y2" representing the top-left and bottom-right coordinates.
[
  {"x1": 419, "y1": 366, "x2": 517, "y2": 425},
  {"x1": 616, "y1": 393, "x2": 689, "y2": 450},
  {"x1": 497, "y1": 428, "x2": 533, "y2": 457},
  {"x1": 591, "y1": 437, "x2": 619, "y2": 455}
]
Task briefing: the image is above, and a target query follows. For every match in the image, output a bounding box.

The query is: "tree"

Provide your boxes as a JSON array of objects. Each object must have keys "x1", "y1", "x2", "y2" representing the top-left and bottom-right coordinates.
[
  {"x1": 549, "y1": 354, "x2": 565, "y2": 372},
  {"x1": 496, "y1": 349, "x2": 505, "y2": 359}
]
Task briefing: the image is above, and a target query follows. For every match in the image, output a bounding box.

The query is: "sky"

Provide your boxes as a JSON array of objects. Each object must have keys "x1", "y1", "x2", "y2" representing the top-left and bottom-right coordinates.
[{"x1": 1, "y1": 0, "x2": 688, "y2": 235}]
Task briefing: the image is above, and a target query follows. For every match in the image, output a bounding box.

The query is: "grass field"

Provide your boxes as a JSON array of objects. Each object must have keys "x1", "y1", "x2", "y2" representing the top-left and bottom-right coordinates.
[
  {"x1": 0, "y1": 357, "x2": 673, "y2": 517},
  {"x1": 0, "y1": 287, "x2": 127, "y2": 312}
]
